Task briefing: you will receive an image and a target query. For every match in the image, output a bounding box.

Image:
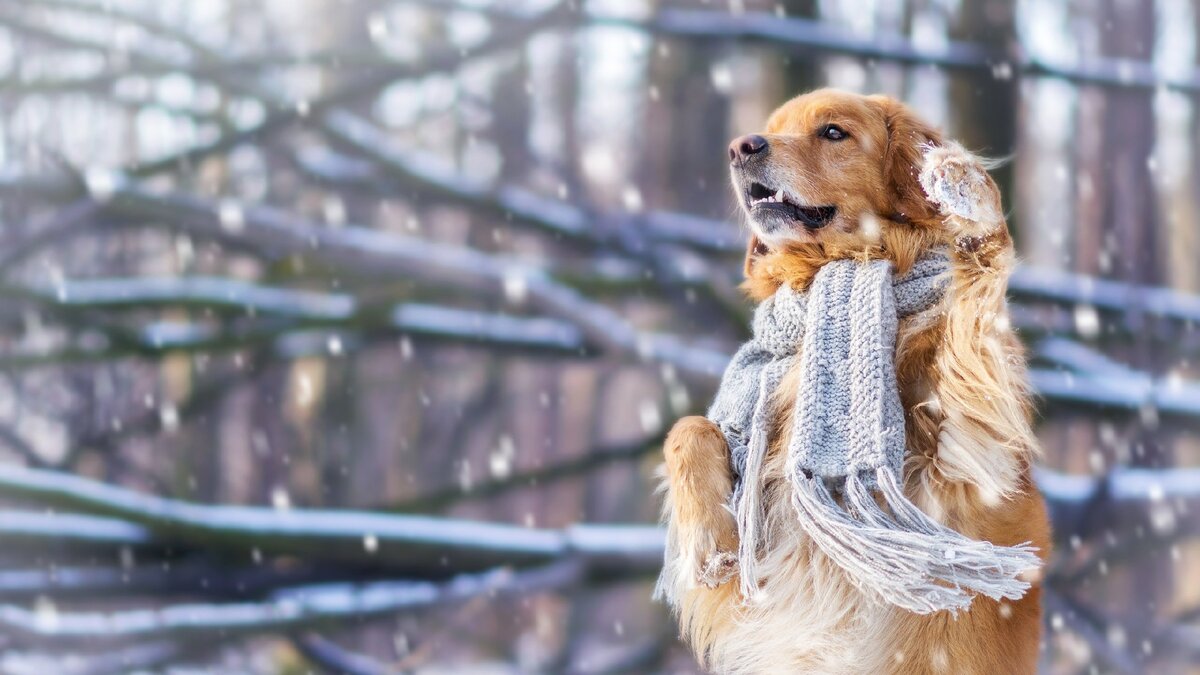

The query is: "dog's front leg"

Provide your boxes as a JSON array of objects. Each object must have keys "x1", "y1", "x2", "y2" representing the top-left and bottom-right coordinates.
[
  {"x1": 662, "y1": 416, "x2": 740, "y2": 588},
  {"x1": 917, "y1": 143, "x2": 1038, "y2": 502},
  {"x1": 904, "y1": 144, "x2": 1049, "y2": 675}
]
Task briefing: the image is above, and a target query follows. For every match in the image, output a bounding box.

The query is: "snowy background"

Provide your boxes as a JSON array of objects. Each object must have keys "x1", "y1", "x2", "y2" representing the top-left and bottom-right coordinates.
[{"x1": 0, "y1": 0, "x2": 1197, "y2": 672}]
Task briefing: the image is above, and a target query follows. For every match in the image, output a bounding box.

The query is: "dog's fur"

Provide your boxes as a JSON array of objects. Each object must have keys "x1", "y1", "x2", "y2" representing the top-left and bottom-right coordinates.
[{"x1": 658, "y1": 89, "x2": 1051, "y2": 674}]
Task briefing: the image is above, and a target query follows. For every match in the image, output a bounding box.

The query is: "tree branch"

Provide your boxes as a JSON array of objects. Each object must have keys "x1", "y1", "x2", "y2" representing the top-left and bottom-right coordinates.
[
  {"x1": 0, "y1": 559, "x2": 585, "y2": 646},
  {"x1": 0, "y1": 466, "x2": 664, "y2": 575},
  {"x1": 595, "y1": 7, "x2": 1200, "y2": 94},
  {"x1": 291, "y1": 633, "x2": 394, "y2": 675}
]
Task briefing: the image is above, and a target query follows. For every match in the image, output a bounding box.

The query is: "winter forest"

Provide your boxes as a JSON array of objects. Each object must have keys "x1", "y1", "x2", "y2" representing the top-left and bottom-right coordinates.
[{"x1": 0, "y1": 0, "x2": 1197, "y2": 672}]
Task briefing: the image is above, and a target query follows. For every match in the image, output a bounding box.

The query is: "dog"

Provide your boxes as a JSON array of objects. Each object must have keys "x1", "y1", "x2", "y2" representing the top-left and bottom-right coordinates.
[{"x1": 657, "y1": 89, "x2": 1051, "y2": 674}]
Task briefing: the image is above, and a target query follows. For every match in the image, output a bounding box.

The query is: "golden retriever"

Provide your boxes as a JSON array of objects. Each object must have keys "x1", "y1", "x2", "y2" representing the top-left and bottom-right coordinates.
[{"x1": 657, "y1": 89, "x2": 1051, "y2": 674}]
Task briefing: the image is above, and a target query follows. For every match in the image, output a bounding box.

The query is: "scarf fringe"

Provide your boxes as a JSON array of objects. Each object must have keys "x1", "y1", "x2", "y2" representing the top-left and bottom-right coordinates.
[
  {"x1": 734, "y1": 361, "x2": 789, "y2": 601},
  {"x1": 768, "y1": 467, "x2": 1039, "y2": 615}
]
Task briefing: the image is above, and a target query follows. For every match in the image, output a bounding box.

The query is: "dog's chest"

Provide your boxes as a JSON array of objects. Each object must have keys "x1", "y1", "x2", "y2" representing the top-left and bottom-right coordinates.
[{"x1": 711, "y1": 447, "x2": 903, "y2": 674}]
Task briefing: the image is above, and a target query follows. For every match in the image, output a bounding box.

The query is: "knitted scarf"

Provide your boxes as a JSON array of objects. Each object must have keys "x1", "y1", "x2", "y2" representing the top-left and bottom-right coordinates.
[{"x1": 709, "y1": 253, "x2": 1039, "y2": 614}]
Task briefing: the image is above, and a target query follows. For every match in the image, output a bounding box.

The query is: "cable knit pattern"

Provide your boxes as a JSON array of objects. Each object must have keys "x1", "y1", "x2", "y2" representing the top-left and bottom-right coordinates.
[
  {"x1": 707, "y1": 252, "x2": 1042, "y2": 613},
  {"x1": 711, "y1": 254, "x2": 947, "y2": 488}
]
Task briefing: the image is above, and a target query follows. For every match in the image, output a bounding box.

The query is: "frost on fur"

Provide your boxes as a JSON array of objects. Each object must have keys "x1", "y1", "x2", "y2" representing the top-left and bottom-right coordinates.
[
  {"x1": 919, "y1": 142, "x2": 1004, "y2": 239},
  {"x1": 700, "y1": 550, "x2": 739, "y2": 588}
]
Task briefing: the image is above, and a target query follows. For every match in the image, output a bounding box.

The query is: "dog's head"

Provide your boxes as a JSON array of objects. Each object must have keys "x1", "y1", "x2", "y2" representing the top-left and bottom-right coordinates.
[{"x1": 730, "y1": 89, "x2": 944, "y2": 293}]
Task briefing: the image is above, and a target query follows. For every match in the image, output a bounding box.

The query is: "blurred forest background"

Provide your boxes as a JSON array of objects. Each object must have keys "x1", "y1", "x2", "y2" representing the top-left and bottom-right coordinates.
[{"x1": 0, "y1": 0, "x2": 1198, "y2": 673}]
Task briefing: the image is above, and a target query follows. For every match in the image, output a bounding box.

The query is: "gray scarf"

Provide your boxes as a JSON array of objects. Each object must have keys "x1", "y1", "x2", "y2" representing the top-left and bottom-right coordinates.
[{"x1": 709, "y1": 253, "x2": 1039, "y2": 614}]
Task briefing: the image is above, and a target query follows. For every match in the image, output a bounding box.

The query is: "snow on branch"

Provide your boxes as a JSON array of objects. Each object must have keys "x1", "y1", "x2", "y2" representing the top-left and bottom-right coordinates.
[
  {"x1": 1, "y1": 277, "x2": 590, "y2": 367},
  {"x1": 15, "y1": 277, "x2": 356, "y2": 319},
  {"x1": 0, "y1": 463, "x2": 1188, "y2": 645},
  {"x1": 58, "y1": 178, "x2": 727, "y2": 379},
  {"x1": 0, "y1": 466, "x2": 665, "y2": 576},
  {"x1": 0, "y1": 560, "x2": 585, "y2": 646},
  {"x1": 1037, "y1": 465, "x2": 1200, "y2": 543},
  {"x1": 596, "y1": 7, "x2": 1200, "y2": 94},
  {"x1": 0, "y1": 556, "x2": 443, "y2": 602},
  {"x1": 0, "y1": 511, "x2": 151, "y2": 550},
  {"x1": 12, "y1": 0, "x2": 1198, "y2": 99},
  {"x1": 0, "y1": 640, "x2": 185, "y2": 675}
]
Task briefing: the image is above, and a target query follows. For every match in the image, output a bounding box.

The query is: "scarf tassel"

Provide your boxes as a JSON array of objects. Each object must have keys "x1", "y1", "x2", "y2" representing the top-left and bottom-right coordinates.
[
  {"x1": 733, "y1": 361, "x2": 789, "y2": 601},
  {"x1": 785, "y1": 467, "x2": 1040, "y2": 615}
]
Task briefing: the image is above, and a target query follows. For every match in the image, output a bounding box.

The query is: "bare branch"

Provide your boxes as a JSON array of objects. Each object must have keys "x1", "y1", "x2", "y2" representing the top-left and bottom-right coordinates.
[{"x1": 292, "y1": 633, "x2": 394, "y2": 675}]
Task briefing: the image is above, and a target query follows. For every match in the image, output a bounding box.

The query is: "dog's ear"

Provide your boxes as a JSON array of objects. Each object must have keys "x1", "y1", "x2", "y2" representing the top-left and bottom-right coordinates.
[
  {"x1": 743, "y1": 232, "x2": 768, "y2": 277},
  {"x1": 870, "y1": 96, "x2": 943, "y2": 227}
]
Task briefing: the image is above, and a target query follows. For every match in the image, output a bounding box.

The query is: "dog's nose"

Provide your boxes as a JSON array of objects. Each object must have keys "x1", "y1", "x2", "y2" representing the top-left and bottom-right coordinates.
[{"x1": 729, "y1": 134, "x2": 768, "y2": 162}]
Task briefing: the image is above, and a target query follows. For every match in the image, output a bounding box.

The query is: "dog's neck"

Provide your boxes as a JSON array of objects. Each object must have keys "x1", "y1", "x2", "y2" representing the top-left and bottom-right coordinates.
[{"x1": 741, "y1": 223, "x2": 945, "y2": 302}]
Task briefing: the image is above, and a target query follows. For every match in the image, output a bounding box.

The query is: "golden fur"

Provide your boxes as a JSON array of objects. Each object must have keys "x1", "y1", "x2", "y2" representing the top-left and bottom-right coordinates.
[{"x1": 659, "y1": 89, "x2": 1051, "y2": 674}]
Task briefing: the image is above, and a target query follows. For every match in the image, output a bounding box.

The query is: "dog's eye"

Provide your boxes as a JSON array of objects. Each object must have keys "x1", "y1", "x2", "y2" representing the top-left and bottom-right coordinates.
[{"x1": 820, "y1": 124, "x2": 848, "y2": 141}]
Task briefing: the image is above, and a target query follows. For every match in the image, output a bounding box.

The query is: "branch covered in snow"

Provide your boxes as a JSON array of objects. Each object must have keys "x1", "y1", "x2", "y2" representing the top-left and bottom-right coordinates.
[
  {"x1": 2, "y1": 277, "x2": 590, "y2": 367},
  {"x1": 1037, "y1": 465, "x2": 1200, "y2": 541},
  {"x1": 0, "y1": 466, "x2": 665, "y2": 575},
  {"x1": 0, "y1": 560, "x2": 585, "y2": 646},
  {"x1": 0, "y1": 641, "x2": 186, "y2": 675},
  {"x1": 0, "y1": 511, "x2": 152, "y2": 551},
  {"x1": 0, "y1": 462, "x2": 1190, "y2": 647},
  {"x1": 0, "y1": 559, "x2": 392, "y2": 602},
  {"x1": 595, "y1": 7, "x2": 1200, "y2": 94},
  {"x1": 60, "y1": 179, "x2": 727, "y2": 379}
]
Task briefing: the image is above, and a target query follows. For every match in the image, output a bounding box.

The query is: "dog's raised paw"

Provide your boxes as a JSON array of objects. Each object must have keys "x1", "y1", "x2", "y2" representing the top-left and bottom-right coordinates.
[
  {"x1": 919, "y1": 143, "x2": 1001, "y2": 238},
  {"x1": 698, "y1": 550, "x2": 739, "y2": 589}
]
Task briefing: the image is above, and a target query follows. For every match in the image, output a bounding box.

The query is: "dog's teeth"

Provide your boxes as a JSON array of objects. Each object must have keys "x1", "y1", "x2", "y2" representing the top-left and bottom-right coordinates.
[{"x1": 775, "y1": 189, "x2": 785, "y2": 201}]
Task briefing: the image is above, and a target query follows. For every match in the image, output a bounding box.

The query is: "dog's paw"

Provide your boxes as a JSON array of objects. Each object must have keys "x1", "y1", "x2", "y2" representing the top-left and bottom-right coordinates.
[
  {"x1": 698, "y1": 550, "x2": 739, "y2": 589},
  {"x1": 919, "y1": 142, "x2": 1002, "y2": 239}
]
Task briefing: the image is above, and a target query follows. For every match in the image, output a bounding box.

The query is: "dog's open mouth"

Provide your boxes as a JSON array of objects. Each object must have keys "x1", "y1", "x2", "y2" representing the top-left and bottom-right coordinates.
[{"x1": 747, "y1": 182, "x2": 836, "y2": 229}]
